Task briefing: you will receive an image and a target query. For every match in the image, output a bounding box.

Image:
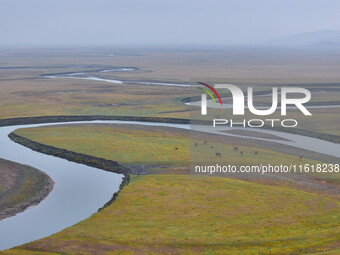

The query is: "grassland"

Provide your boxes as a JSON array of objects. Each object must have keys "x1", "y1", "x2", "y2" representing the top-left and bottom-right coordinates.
[
  {"x1": 0, "y1": 158, "x2": 53, "y2": 220},
  {"x1": 0, "y1": 48, "x2": 339, "y2": 137},
  {"x1": 3, "y1": 123, "x2": 337, "y2": 254},
  {"x1": 0, "y1": 48, "x2": 339, "y2": 254},
  {"x1": 3, "y1": 175, "x2": 339, "y2": 254},
  {"x1": 13, "y1": 123, "x2": 329, "y2": 175}
]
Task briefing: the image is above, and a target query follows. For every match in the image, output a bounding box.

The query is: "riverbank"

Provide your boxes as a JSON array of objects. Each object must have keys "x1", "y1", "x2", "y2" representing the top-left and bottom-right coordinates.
[
  {"x1": 1, "y1": 115, "x2": 339, "y2": 144},
  {"x1": 13, "y1": 121, "x2": 340, "y2": 199},
  {"x1": 8, "y1": 132, "x2": 131, "y2": 211},
  {"x1": 0, "y1": 122, "x2": 124, "y2": 250},
  {"x1": 0, "y1": 158, "x2": 54, "y2": 221},
  {"x1": 8, "y1": 133, "x2": 129, "y2": 176},
  {"x1": 5, "y1": 175, "x2": 339, "y2": 255},
  {"x1": 1, "y1": 118, "x2": 339, "y2": 254},
  {"x1": 0, "y1": 115, "x2": 190, "y2": 127}
]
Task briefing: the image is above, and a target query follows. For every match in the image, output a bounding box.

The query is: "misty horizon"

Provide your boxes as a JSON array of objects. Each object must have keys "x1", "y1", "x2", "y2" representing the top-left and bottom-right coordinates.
[{"x1": 1, "y1": 0, "x2": 340, "y2": 47}]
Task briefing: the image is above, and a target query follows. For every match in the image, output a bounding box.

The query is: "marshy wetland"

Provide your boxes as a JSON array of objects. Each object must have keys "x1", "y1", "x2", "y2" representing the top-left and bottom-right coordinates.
[{"x1": 0, "y1": 48, "x2": 339, "y2": 254}]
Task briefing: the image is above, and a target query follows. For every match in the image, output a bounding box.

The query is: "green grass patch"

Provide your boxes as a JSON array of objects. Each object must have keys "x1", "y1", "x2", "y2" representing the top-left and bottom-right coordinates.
[
  {"x1": 4, "y1": 175, "x2": 339, "y2": 254},
  {"x1": 13, "y1": 124, "x2": 325, "y2": 175}
]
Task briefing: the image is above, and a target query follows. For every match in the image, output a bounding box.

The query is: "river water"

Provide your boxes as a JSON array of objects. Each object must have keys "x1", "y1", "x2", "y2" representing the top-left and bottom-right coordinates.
[
  {"x1": 0, "y1": 120, "x2": 339, "y2": 251},
  {"x1": 0, "y1": 122, "x2": 124, "y2": 250}
]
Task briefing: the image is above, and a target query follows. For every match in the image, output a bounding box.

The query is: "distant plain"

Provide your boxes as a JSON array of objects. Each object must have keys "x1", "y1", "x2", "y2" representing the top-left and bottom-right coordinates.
[{"x1": 0, "y1": 47, "x2": 339, "y2": 254}]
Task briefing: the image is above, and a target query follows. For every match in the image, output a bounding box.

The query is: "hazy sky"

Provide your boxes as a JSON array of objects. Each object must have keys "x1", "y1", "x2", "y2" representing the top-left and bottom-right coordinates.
[{"x1": 1, "y1": 0, "x2": 340, "y2": 47}]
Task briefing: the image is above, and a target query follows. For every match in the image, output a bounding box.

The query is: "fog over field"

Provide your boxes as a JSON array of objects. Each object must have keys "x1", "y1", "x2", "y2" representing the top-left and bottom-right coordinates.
[
  {"x1": 1, "y1": 0, "x2": 340, "y2": 47},
  {"x1": 1, "y1": 1, "x2": 340, "y2": 254}
]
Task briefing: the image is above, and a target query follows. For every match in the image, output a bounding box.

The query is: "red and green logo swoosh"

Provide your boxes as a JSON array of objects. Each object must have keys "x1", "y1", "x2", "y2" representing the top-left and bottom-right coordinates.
[{"x1": 198, "y1": 82, "x2": 223, "y2": 106}]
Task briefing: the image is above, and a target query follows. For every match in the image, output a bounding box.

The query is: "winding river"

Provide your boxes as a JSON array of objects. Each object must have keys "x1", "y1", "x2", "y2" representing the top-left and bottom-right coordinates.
[
  {"x1": 0, "y1": 122, "x2": 124, "y2": 251},
  {"x1": 3, "y1": 65, "x2": 340, "y2": 251},
  {"x1": 0, "y1": 120, "x2": 339, "y2": 250},
  {"x1": 43, "y1": 68, "x2": 340, "y2": 110},
  {"x1": 43, "y1": 69, "x2": 191, "y2": 87}
]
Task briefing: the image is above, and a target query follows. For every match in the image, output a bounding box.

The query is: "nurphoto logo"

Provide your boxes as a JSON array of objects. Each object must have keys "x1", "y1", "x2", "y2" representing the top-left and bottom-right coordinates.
[{"x1": 198, "y1": 82, "x2": 312, "y2": 128}]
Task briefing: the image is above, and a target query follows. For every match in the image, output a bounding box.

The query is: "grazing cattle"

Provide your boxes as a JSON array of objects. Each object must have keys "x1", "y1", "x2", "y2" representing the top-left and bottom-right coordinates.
[
  {"x1": 204, "y1": 140, "x2": 207, "y2": 145},
  {"x1": 194, "y1": 143, "x2": 198, "y2": 147},
  {"x1": 240, "y1": 151, "x2": 243, "y2": 156},
  {"x1": 211, "y1": 146, "x2": 214, "y2": 149},
  {"x1": 254, "y1": 151, "x2": 258, "y2": 155},
  {"x1": 216, "y1": 152, "x2": 221, "y2": 158},
  {"x1": 175, "y1": 147, "x2": 178, "y2": 150},
  {"x1": 299, "y1": 155, "x2": 303, "y2": 160},
  {"x1": 234, "y1": 147, "x2": 239, "y2": 151}
]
